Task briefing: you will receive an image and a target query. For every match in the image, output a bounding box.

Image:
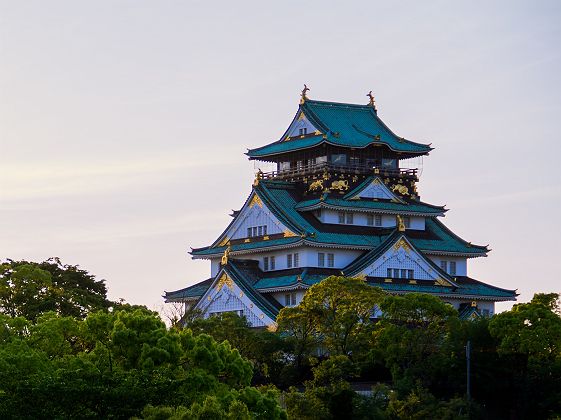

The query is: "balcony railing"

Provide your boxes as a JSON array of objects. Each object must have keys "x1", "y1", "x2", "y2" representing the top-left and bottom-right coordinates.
[{"x1": 260, "y1": 162, "x2": 417, "y2": 180}]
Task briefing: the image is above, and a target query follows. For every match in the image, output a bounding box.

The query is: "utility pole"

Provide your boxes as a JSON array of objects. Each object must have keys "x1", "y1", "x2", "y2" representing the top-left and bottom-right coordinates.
[{"x1": 466, "y1": 340, "x2": 471, "y2": 401}]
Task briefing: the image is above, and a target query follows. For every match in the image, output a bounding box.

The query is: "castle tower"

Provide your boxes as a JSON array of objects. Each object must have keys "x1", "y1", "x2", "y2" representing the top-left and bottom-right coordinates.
[{"x1": 165, "y1": 90, "x2": 516, "y2": 326}]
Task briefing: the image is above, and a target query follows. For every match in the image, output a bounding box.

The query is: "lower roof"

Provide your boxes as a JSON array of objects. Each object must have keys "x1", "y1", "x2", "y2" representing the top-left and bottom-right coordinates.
[{"x1": 165, "y1": 260, "x2": 516, "y2": 304}]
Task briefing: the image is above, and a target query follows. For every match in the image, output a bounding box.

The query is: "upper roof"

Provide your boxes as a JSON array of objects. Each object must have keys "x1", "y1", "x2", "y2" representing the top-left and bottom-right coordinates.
[
  {"x1": 191, "y1": 180, "x2": 489, "y2": 258},
  {"x1": 247, "y1": 99, "x2": 433, "y2": 159}
]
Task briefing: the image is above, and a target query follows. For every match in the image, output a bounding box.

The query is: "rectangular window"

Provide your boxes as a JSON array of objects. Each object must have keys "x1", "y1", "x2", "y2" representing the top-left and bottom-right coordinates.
[
  {"x1": 270, "y1": 256, "x2": 275, "y2": 270},
  {"x1": 401, "y1": 269, "x2": 407, "y2": 279},
  {"x1": 287, "y1": 254, "x2": 293, "y2": 268},
  {"x1": 346, "y1": 212, "x2": 354, "y2": 224},
  {"x1": 440, "y1": 261, "x2": 448, "y2": 272},
  {"x1": 299, "y1": 127, "x2": 307, "y2": 136},
  {"x1": 375, "y1": 215, "x2": 382, "y2": 226},
  {"x1": 403, "y1": 217, "x2": 411, "y2": 229},
  {"x1": 247, "y1": 227, "x2": 252, "y2": 238},
  {"x1": 294, "y1": 253, "x2": 299, "y2": 268},
  {"x1": 338, "y1": 211, "x2": 345, "y2": 224},
  {"x1": 252, "y1": 227, "x2": 258, "y2": 237},
  {"x1": 285, "y1": 294, "x2": 291, "y2": 306},
  {"x1": 318, "y1": 253, "x2": 325, "y2": 267},
  {"x1": 449, "y1": 261, "x2": 456, "y2": 276},
  {"x1": 387, "y1": 268, "x2": 392, "y2": 278},
  {"x1": 263, "y1": 257, "x2": 269, "y2": 271},
  {"x1": 331, "y1": 154, "x2": 347, "y2": 165},
  {"x1": 258, "y1": 226, "x2": 263, "y2": 236},
  {"x1": 408, "y1": 270, "x2": 414, "y2": 279},
  {"x1": 263, "y1": 225, "x2": 267, "y2": 235},
  {"x1": 367, "y1": 214, "x2": 374, "y2": 226},
  {"x1": 291, "y1": 293, "x2": 296, "y2": 306},
  {"x1": 327, "y1": 253, "x2": 335, "y2": 268},
  {"x1": 393, "y1": 268, "x2": 400, "y2": 278}
]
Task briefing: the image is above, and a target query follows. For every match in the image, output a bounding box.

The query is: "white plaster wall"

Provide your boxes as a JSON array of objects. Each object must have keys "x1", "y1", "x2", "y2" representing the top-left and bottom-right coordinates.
[
  {"x1": 197, "y1": 280, "x2": 274, "y2": 327},
  {"x1": 321, "y1": 209, "x2": 424, "y2": 230},
  {"x1": 255, "y1": 246, "x2": 362, "y2": 271},
  {"x1": 270, "y1": 290, "x2": 306, "y2": 307},
  {"x1": 360, "y1": 241, "x2": 443, "y2": 281},
  {"x1": 210, "y1": 258, "x2": 220, "y2": 277},
  {"x1": 286, "y1": 114, "x2": 318, "y2": 137},
  {"x1": 229, "y1": 204, "x2": 287, "y2": 240},
  {"x1": 427, "y1": 256, "x2": 467, "y2": 276}
]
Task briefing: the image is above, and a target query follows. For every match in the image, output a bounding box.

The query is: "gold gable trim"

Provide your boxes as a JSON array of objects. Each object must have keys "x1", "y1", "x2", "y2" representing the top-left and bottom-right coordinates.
[
  {"x1": 249, "y1": 195, "x2": 263, "y2": 208},
  {"x1": 215, "y1": 273, "x2": 234, "y2": 291}
]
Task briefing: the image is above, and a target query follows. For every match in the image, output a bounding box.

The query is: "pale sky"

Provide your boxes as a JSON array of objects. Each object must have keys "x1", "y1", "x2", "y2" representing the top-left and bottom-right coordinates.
[{"x1": 1, "y1": 1, "x2": 560, "y2": 313}]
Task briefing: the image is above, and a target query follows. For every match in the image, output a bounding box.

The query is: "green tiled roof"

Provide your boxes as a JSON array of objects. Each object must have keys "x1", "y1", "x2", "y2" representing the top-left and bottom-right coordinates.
[
  {"x1": 191, "y1": 180, "x2": 488, "y2": 258},
  {"x1": 367, "y1": 277, "x2": 516, "y2": 300},
  {"x1": 295, "y1": 196, "x2": 446, "y2": 216},
  {"x1": 191, "y1": 236, "x2": 302, "y2": 257},
  {"x1": 164, "y1": 278, "x2": 213, "y2": 301},
  {"x1": 252, "y1": 268, "x2": 340, "y2": 290},
  {"x1": 247, "y1": 100, "x2": 432, "y2": 159}
]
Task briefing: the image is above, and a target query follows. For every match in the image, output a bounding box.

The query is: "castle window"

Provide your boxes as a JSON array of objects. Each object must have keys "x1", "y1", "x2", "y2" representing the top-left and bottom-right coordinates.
[
  {"x1": 375, "y1": 215, "x2": 382, "y2": 226},
  {"x1": 247, "y1": 227, "x2": 252, "y2": 237},
  {"x1": 449, "y1": 261, "x2": 456, "y2": 276},
  {"x1": 270, "y1": 256, "x2": 276, "y2": 270},
  {"x1": 408, "y1": 270, "x2": 414, "y2": 279},
  {"x1": 263, "y1": 225, "x2": 267, "y2": 235},
  {"x1": 252, "y1": 227, "x2": 258, "y2": 237},
  {"x1": 294, "y1": 253, "x2": 299, "y2": 267},
  {"x1": 338, "y1": 212, "x2": 345, "y2": 224},
  {"x1": 440, "y1": 261, "x2": 448, "y2": 272},
  {"x1": 318, "y1": 253, "x2": 325, "y2": 267},
  {"x1": 285, "y1": 293, "x2": 297, "y2": 306},
  {"x1": 327, "y1": 253, "x2": 335, "y2": 267},
  {"x1": 299, "y1": 127, "x2": 307, "y2": 136},
  {"x1": 387, "y1": 268, "x2": 392, "y2": 278},
  {"x1": 258, "y1": 226, "x2": 263, "y2": 236},
  {"x1": 287, "y1": 254, "x2": 292, "y2": 268},
  {"x1": 403, "y1": 216, "x2": 410, "y2": 229},
  {"x1": 346, "y1": 212, "x2": 354, "y2": 224},
  {"x1": 315, "y1": 209, "x2": 322, "y2": 219},
  {"x1": 331, "y1": 154, "x2": 347, "y2": 165},
  {"x1": 401, "y1": 269, "x2": 407, "y2": 278},
  {"x1": 367, "y1": 214, "x2": 374, "y2": 226},
  {"x1": 263, "y1": 257, "x2": 269, "y2": 271}
]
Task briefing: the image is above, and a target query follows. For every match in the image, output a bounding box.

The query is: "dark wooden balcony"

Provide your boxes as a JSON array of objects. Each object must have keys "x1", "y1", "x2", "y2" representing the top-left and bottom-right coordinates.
[{"x1": 260, "y1": 162, "x2": 418, "y2": 181}]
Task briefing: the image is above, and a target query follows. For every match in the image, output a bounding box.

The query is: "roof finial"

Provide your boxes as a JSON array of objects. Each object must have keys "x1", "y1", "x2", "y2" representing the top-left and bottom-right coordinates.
[
  {"x1": 300, "y1": 84, "x2": 310, "y2": 104},
  {"x1": 367, "y1": 90, "x2": 377, "y2": 112}
]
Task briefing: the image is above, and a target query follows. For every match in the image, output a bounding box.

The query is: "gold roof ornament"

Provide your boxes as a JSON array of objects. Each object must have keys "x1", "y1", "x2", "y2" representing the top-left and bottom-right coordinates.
[
  {"x1": 397, "y1": 215, "x2": 406, "y2": 232},
  {"x1": 300, "y1": 84, "x2": 310, "y2": 104},
  {"x1": 253, "y1": 169, "x2": 263, "y2": 187},
  {"x1": 367, "y1": 90, "x2": 377, "y2": 112},
  {"x1": 221, "y1": 245, "x2": 231, "y2": 266}
]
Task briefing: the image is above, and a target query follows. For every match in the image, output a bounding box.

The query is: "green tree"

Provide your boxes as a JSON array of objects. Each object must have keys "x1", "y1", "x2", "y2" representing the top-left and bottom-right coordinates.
[
  {"x1": 0, "y1": 258, "x2": 112, "y2": 320},
  {"x1": 372, "y1": 293, "x2": 459, "y2": 394},
  {"x1": 278, "y1": 276, "x2": 384, "y2": 358}
]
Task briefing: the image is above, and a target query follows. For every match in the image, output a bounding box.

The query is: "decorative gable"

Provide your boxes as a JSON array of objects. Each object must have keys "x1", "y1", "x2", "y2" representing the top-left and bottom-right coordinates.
[
  {"x1": 348, "y1": 177, "x2": 402, "y2": 201},
  {"x1": 357, "y1": 237, "x2": 453, "y2": 285},
  {"x1": 284, "y1": 111, "x2": 320, "y2": 139},
  {"x1": 220, "y1": 192, "x2": 294, "y2": 242},
  {"x1": 195, "y1": 272, "x2": 275, "y2": 327}
]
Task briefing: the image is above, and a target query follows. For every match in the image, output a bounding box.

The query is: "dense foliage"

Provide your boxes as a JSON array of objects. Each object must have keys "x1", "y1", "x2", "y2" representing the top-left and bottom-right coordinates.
[{"x1": 1, "y1": 261, "x2": 560, "y2": 419}]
